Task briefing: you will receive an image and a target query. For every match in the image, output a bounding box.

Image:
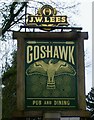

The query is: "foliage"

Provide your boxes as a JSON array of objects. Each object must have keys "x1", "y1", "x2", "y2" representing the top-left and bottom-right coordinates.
[
  {"x1": 1, "y1": 2, "x2": 27, "y2": 36},
  {"x1": 86, "y1": 87, "x2": 94, "y2": 116},
  {"x1": 2, "y1": 51, "x2": 17, "y2": 119}
]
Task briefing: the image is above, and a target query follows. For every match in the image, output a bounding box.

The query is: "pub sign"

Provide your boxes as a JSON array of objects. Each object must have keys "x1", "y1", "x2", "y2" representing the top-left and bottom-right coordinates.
[{"x1": 25, "y1": 39, "x2": 77, "y2": 109}]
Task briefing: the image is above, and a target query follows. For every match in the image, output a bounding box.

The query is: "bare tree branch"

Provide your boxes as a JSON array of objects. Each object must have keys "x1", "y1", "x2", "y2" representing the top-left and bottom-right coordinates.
[{"x1": 2, "y1": 2, "x2": 27, "y2": 35}]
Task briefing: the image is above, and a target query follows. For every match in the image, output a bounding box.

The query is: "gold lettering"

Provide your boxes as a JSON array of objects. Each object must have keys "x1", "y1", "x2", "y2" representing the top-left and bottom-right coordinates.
[
  {"x1": 53, "y1": 46, "x2": 59, "y2": 58},
  {"x1": 56, "y1": 17, "x2": 61, "y2": 22},
  {"x1": 59, "y1": 46, "x2": 68, "y2": 60},
  {"x1": 35, "y1": 17, "x2": 42, "y2": 22},
  {"x1": 63, "y1": 100, "x2": 67, "y2": 105},
  {"x1": 44, "y1": 101, "x2": 52, "y2": 105},
  {"x1": 27, "y1": 46, "x2": 33, "y2": 63},
  {"x1": 45, "y1": 17, "x2": 49, "y2": 22},
  {"x1": 67, "y1": 100, "x2": 70, "y2": 105},
  {"x1": 34, "y1": 46, "x2": 39, "y2": 61},
  {"x1": 26, "y1": 45, "x2": 75, "y2": 65},
  {"x1": 46, "y1": 46, "x2": 53, "y2": 58},
  {"x1": 54, "y1": 100, "x2": 57, "y2": 105},
  {"x1": 29, "y1": 16, "x2": 34, "y2": 23},
  {"x1": 61, "y1": 17, "x2": 66, "y2": 22},
  {"x1": 33, "y1": 100, "x2": 42, "y2": 105},
  {"x1": 69, "y1": 46, "x2": 75, "y2": 65},
  {"x1": 27, "y1": 15, "x2": 67, "y2": 24},
  {"x1": 50, "y1": 17, "x2": 55, "y2": 22},
  {"x1": 54, "y1": 100, "x2": 70, "y2": 106},
  {"x1": 40, "y1": 46, "x2": 46, "y2": 58}
]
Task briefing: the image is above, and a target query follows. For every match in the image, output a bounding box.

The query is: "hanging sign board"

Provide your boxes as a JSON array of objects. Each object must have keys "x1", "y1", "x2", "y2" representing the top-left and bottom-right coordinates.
[
  {"x1": 25, "y1": 39, "x2": 77, "y2": 109},
  {"x1": 26, "y1": 5, "x2": 68, "y2": 31}
]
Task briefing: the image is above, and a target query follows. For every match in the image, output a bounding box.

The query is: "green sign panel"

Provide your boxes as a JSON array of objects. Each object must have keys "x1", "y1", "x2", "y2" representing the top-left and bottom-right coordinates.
[{"x1": 25, "y1": 40, "x2": 77, "y2": 109}]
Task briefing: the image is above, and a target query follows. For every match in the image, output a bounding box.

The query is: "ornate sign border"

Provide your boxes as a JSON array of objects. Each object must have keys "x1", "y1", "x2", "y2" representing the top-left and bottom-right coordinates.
[{"x1": 26, "y1": 5, "x2": 68, "y2": 31}]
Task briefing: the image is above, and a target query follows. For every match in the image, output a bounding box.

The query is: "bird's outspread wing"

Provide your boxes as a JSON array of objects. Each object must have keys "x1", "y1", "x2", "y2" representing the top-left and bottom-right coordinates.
[
  {"x1": 55, "y1": 61, "x2": 76, "y2": 76},
  {"x1": 26, "y1": 60, "x2": 48, "y2": 76}
]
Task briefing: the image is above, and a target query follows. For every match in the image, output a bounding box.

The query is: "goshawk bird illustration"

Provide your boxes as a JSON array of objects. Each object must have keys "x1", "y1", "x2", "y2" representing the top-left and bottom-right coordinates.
[{"x1": 26, "y1": 60, "x2": 76, "y2": 89}]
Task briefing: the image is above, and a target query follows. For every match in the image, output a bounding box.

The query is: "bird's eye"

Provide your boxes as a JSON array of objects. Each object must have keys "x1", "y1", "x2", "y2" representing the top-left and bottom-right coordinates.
[
  {"x1": 62, "y1": 62, "x2": 66, "y2": 66},
  {"x1": 34, "y1": 62, "x2": 42, "y2": 67},
  {"x1": 60, "y1": 62, "x2": 67, "y2": 68},
  {"x1": 35, "y1": 62, "x2": 39, "y2": 66},
  {"x1": 36, "y1": 63, "x2": 39, "y2": 65}
]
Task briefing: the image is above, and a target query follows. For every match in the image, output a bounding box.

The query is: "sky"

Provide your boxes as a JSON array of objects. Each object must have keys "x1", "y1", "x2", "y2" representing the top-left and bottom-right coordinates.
[{"x1": 80, "y1": 1, "x2": 92, "y2": 94}]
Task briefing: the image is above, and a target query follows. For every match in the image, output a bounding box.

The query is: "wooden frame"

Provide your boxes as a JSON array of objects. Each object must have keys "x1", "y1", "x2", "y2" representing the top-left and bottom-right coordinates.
[{"x1": 13, "y1": 31, "x2": 90, "y2": 118}]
